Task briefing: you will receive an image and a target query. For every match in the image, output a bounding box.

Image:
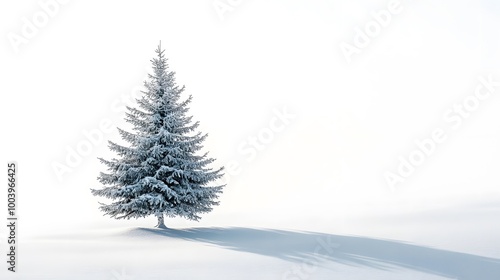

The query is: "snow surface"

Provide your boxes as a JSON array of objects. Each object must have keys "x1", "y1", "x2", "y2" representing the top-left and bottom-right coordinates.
[{"x1": 4, "y1": 199, "x2": 500, "y2": 280}]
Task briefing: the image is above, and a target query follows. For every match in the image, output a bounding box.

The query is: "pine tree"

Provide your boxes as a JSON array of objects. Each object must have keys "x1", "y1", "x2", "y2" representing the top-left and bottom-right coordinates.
[{"x1": 91, "y1": 43, "x2": 224, "y2": 229}]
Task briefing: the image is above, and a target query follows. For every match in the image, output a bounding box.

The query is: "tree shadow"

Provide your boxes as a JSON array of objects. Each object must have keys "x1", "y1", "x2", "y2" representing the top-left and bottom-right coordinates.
[{"x1": 132, "y1": 227, "x2": 500, "y2": 279}]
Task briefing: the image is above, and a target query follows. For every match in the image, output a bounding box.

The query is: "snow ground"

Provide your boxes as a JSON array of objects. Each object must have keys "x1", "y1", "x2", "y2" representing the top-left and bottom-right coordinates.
[{"x1": 3, "y1": 198, "x2": 500, "y2": 280}]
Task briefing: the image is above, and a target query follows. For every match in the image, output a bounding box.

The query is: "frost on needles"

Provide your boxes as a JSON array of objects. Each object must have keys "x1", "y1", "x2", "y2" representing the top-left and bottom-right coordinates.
[{"x1": 91, "y1": 44, "x2": 224, "y2": 229}]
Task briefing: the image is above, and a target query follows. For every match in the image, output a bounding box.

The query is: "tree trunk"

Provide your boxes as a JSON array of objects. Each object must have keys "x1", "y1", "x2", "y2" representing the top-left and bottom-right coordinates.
[{"x1": 155, "y1": 213, "x2": 167, "y2": 229}]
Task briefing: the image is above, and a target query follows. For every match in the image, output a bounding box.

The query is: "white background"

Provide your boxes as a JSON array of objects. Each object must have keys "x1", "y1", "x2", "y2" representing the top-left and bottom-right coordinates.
[{"x1": 1, "y1": 0, "x2": 500, "y2": 237}]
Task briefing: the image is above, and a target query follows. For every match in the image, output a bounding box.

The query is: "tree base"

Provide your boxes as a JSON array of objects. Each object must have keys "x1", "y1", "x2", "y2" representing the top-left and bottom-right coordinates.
[
  {"x1": 155, "y1": 214, "x2": 167, "y2": 229},
  {"x1": 155, "y1": 223, "x2": 168, "y2": 229}
]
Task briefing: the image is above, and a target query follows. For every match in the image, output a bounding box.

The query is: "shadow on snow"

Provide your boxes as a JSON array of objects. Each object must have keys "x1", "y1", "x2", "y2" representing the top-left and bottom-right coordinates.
[{"x1": 132, "y1": 227, "x2": 500, "y2": 279}]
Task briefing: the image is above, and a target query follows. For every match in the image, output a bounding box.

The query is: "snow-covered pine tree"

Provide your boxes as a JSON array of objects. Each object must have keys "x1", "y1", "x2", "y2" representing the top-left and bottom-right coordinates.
[{"x1": 91, "y1": 43, "x2": 224, "y2": 229}]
